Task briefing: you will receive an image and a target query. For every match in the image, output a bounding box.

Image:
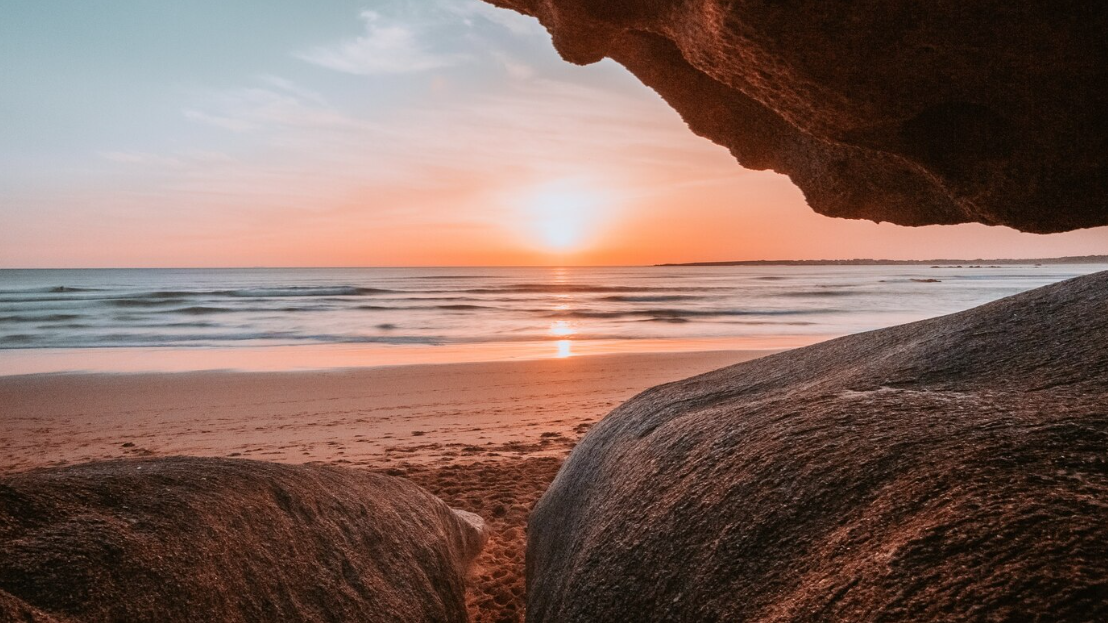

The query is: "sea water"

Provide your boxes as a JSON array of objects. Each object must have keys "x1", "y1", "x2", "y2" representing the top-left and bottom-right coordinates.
[{"x1": 0, "y1": 265, "x2": 1100, "y2": 373}]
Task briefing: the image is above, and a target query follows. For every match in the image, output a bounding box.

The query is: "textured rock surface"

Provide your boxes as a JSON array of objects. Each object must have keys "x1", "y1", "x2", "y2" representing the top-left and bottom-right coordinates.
[
  {"x1": 485, "y1": 0, "x2": 1107, "y2": 232},
  {"x1": 527, "y1": 271, "x2": 1108, "y2": 621},
  {"x1": 0, "y1": 457, "x2": 487, "y2": 623},
  {"x1": 1, "y1": 589, "x2": 65, "y2": 623}
]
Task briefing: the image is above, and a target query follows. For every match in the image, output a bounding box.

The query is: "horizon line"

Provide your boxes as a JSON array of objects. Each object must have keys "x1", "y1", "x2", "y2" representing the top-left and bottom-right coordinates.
[{"x1": 2, "y1": 254, "x2": 1106, "y2": 271}]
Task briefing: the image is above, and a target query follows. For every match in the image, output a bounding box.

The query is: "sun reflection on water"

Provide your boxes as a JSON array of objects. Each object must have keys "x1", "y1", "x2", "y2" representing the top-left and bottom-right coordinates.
[
  {"x1": 549, "y1": 320, "x2": 576, "y2": 358},
  {"x1": 556, "y1": 339, "x2": 573, "y2": 358},
  {"x1": 549, "y1": 320, "x2": 575, "y2": 337}
]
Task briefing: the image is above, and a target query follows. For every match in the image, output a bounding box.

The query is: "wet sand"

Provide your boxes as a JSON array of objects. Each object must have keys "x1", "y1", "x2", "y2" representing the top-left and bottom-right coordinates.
[{"x1": 0, "y1": 349, "x2": 777, "y2": 622}]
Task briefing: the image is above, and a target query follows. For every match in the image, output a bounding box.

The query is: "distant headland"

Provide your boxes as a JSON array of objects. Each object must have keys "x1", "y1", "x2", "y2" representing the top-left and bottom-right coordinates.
[{"x1": 655, "y1": 255, "x2": 1108, "y2": 267}]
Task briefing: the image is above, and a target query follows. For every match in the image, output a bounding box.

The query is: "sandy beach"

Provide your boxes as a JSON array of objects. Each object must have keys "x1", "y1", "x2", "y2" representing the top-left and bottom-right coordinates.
[{"x1": 1, "y1": 349, "x2": 775, "y2": 622}]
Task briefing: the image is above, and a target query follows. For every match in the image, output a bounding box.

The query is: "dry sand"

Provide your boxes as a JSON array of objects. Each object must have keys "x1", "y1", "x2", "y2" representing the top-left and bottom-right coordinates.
[{"x1": 0, "y1": 349, "x2": 775, "y2": 622}]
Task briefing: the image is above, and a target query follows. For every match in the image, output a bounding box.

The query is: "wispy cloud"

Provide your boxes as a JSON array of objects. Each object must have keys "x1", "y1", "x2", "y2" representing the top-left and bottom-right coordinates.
[
  {"x1": 183, "y1": 109, "x2": 256, "y2": 132},
  {"x1": 165, "y1": 69, "x2": 729, "y2": 201},
  {"x1": 295, "y1": 10, "x2": 467, "y2": 75},
  {"x1": 184, "y1": 83, "x2": 360, "y2": 133},
  {"x1": 98, "y1": 151, "x2": 184, "y2": 167},
  {"x1": 98, "y1": 150, "x2": 236, "y2": 168},
  {"x1": 446, "y1": 0, "x2": 546, "y2": 37},
  {"x1": 257, "y1": 74, "x2": 327, "y2": 105},
  {"x1": 491, "y1": 50, "x2": 536, "y2": 80}
]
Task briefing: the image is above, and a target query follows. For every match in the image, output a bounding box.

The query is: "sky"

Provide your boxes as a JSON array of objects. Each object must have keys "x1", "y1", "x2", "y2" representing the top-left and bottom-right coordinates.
[{"x1": 2, "y1": 0, "x2": 1106, "y2": 267}]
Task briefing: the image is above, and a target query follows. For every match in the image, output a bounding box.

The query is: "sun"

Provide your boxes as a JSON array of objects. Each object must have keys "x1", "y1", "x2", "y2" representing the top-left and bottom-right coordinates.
[{"x1": 519, "y1": 180, "x2": 613, "y2": 253}]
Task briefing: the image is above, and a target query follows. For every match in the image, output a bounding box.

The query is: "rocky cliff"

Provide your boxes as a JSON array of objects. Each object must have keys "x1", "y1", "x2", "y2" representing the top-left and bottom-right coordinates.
[
  {"x1": 485, "y1": 0, "x2": 1107, "y2": 232},
  {"x1": 527, "y1": 270, "x2": 1108, "y2": 621}
]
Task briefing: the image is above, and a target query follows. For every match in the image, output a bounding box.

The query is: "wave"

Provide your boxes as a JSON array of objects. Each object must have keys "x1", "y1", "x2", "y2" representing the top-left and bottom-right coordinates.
[
  {"x1": 0, "y1": 295, "x2": 120, "y2": 304},
  {"x1": 162, "y1": 321, "x2": 220, "y2": 328},
  {"x1": 457, "y1": 284, "x2": 718, "y2": 294},
  {"x1": 118, "y1": 286, "x2": 394, "y2": 299},
  {"x1": 0, "y1": 286, "x2": 103, "y2": 295},
  {"x1": 125, "y1": 291, "x2": 193, "y2": 299},
  {"x1": 0, "y1": 313, "x2": 81, "y2": 323},
  {"x1": 631, "y1": 317, "x2": 820, "y2": 325},
  {"x1": 0, "y1": 331, "x2": 443, "y2": 349},
  {"x1": 355, "y1": 303, "x2": 502, "y2": 312},
  {"x1": 410, "y1": 275, "x2": 487, "y2": 280},
  {"x1": 107, "y1": 298, "x2": 187, "y2": 308},
  {"x1": 0, "y1": 286, "x2": 394, "y2": 304},
  {"x1": 434, "y1": 304, "x2": 499, "y2": 310},
  {"x1": 724, "y1": 320, "x2": 818, "y2": 326},
  {"x1": 175, "y1": 306, "x2": 234, "y2": 315},
  {"x1": 551, "y1": 308, "x2": 826, "y2": 320},
  {"x1": 225, "y1": 286, "x2": 392, "y2": 297},
  {"x1": 103, "y1": 305, "x2": 343, "y2": 316},
  {"x1": 778, "y1": 290, "x2": 864, "y2": 297},
  {"x1": 600, "y1": 295, "x2": 704, "y2": 303}
]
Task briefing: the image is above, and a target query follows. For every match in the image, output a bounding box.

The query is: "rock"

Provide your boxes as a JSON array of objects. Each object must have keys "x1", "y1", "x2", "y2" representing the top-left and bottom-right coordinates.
[
  {"x1": 527, "y1": 270, "x2": 1108, "y2": 621},
  {"x1": 0, "y1": 457, "x2": 488, "y2": 623},
  {"x1": 483, "y1": 0, "x2": 1107, "y2": 233},
  {"x1": 0, "y1": 589, "x2": 64, "y2": 623}
]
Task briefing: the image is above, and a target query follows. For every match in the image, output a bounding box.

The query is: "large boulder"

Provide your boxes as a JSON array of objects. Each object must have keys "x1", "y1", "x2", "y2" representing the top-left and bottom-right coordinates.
[
  {"x1": 527, "y1": 270, "x2": 1108, "y2": 621},
  {"x1": 484, "y1": 0, "x2": 1108, "y2": 233},
  {"x1": 0, "y1": 457, "x2": 487, "y2": 623}
]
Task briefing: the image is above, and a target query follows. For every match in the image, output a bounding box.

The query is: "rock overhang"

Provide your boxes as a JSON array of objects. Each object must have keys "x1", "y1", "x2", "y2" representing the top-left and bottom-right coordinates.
[{"x1": 483, "y1": 0, "x2": 1108, "y2": 233}]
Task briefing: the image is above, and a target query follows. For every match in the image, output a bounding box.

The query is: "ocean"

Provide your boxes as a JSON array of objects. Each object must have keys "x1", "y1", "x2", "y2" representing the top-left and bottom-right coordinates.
[{"x1": 0, "y1": 265, "x2": 1101, "y2": 374}]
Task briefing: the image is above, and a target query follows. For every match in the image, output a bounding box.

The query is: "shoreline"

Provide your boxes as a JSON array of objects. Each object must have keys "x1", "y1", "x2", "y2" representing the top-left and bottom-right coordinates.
[
  {"x1": 0, "y1": 337, "x2": 817, "y2": 377},
  {"x1": 0, "y1": 348, "x2": 780, "y2": 474}
]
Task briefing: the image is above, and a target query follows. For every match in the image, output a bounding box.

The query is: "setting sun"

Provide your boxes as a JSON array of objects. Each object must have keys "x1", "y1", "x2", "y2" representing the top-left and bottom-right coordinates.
[{"x1": 518, "y1": 180, "x2": 615, "y2": 254}]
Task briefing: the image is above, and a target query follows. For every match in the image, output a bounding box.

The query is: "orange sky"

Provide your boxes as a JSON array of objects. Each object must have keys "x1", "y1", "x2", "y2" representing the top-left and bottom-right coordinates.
[{"x1": 2, "y1": 1, "x2": 1106, "y2": 267}]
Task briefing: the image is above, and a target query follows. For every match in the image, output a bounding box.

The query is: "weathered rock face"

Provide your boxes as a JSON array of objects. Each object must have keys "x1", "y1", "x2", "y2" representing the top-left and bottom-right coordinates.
[
  {"x1": 527, "y1": 271, "x2": 1108, "y2": 621},
  {"x1": 0, "y1": 589, "x2": 63, "y2": 623},
  {"x1": 485, "y1": 0, "x2": 1107, "y2": 233},
  {"x1": 0, "y1": 457, "x2": 487, "y2": 623}
]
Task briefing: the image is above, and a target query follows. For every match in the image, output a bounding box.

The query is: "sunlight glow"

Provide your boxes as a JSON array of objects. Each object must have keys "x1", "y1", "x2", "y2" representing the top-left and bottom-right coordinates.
[
  {"x1": 520, "y1": 180, "x2": 614, "y2": 253},
  {"x1": 549, "y1": 320, "x2": 576, "y2": 337},
  {"x1": 556, "y1": 339, "x2": 573, "y2": 358}
]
